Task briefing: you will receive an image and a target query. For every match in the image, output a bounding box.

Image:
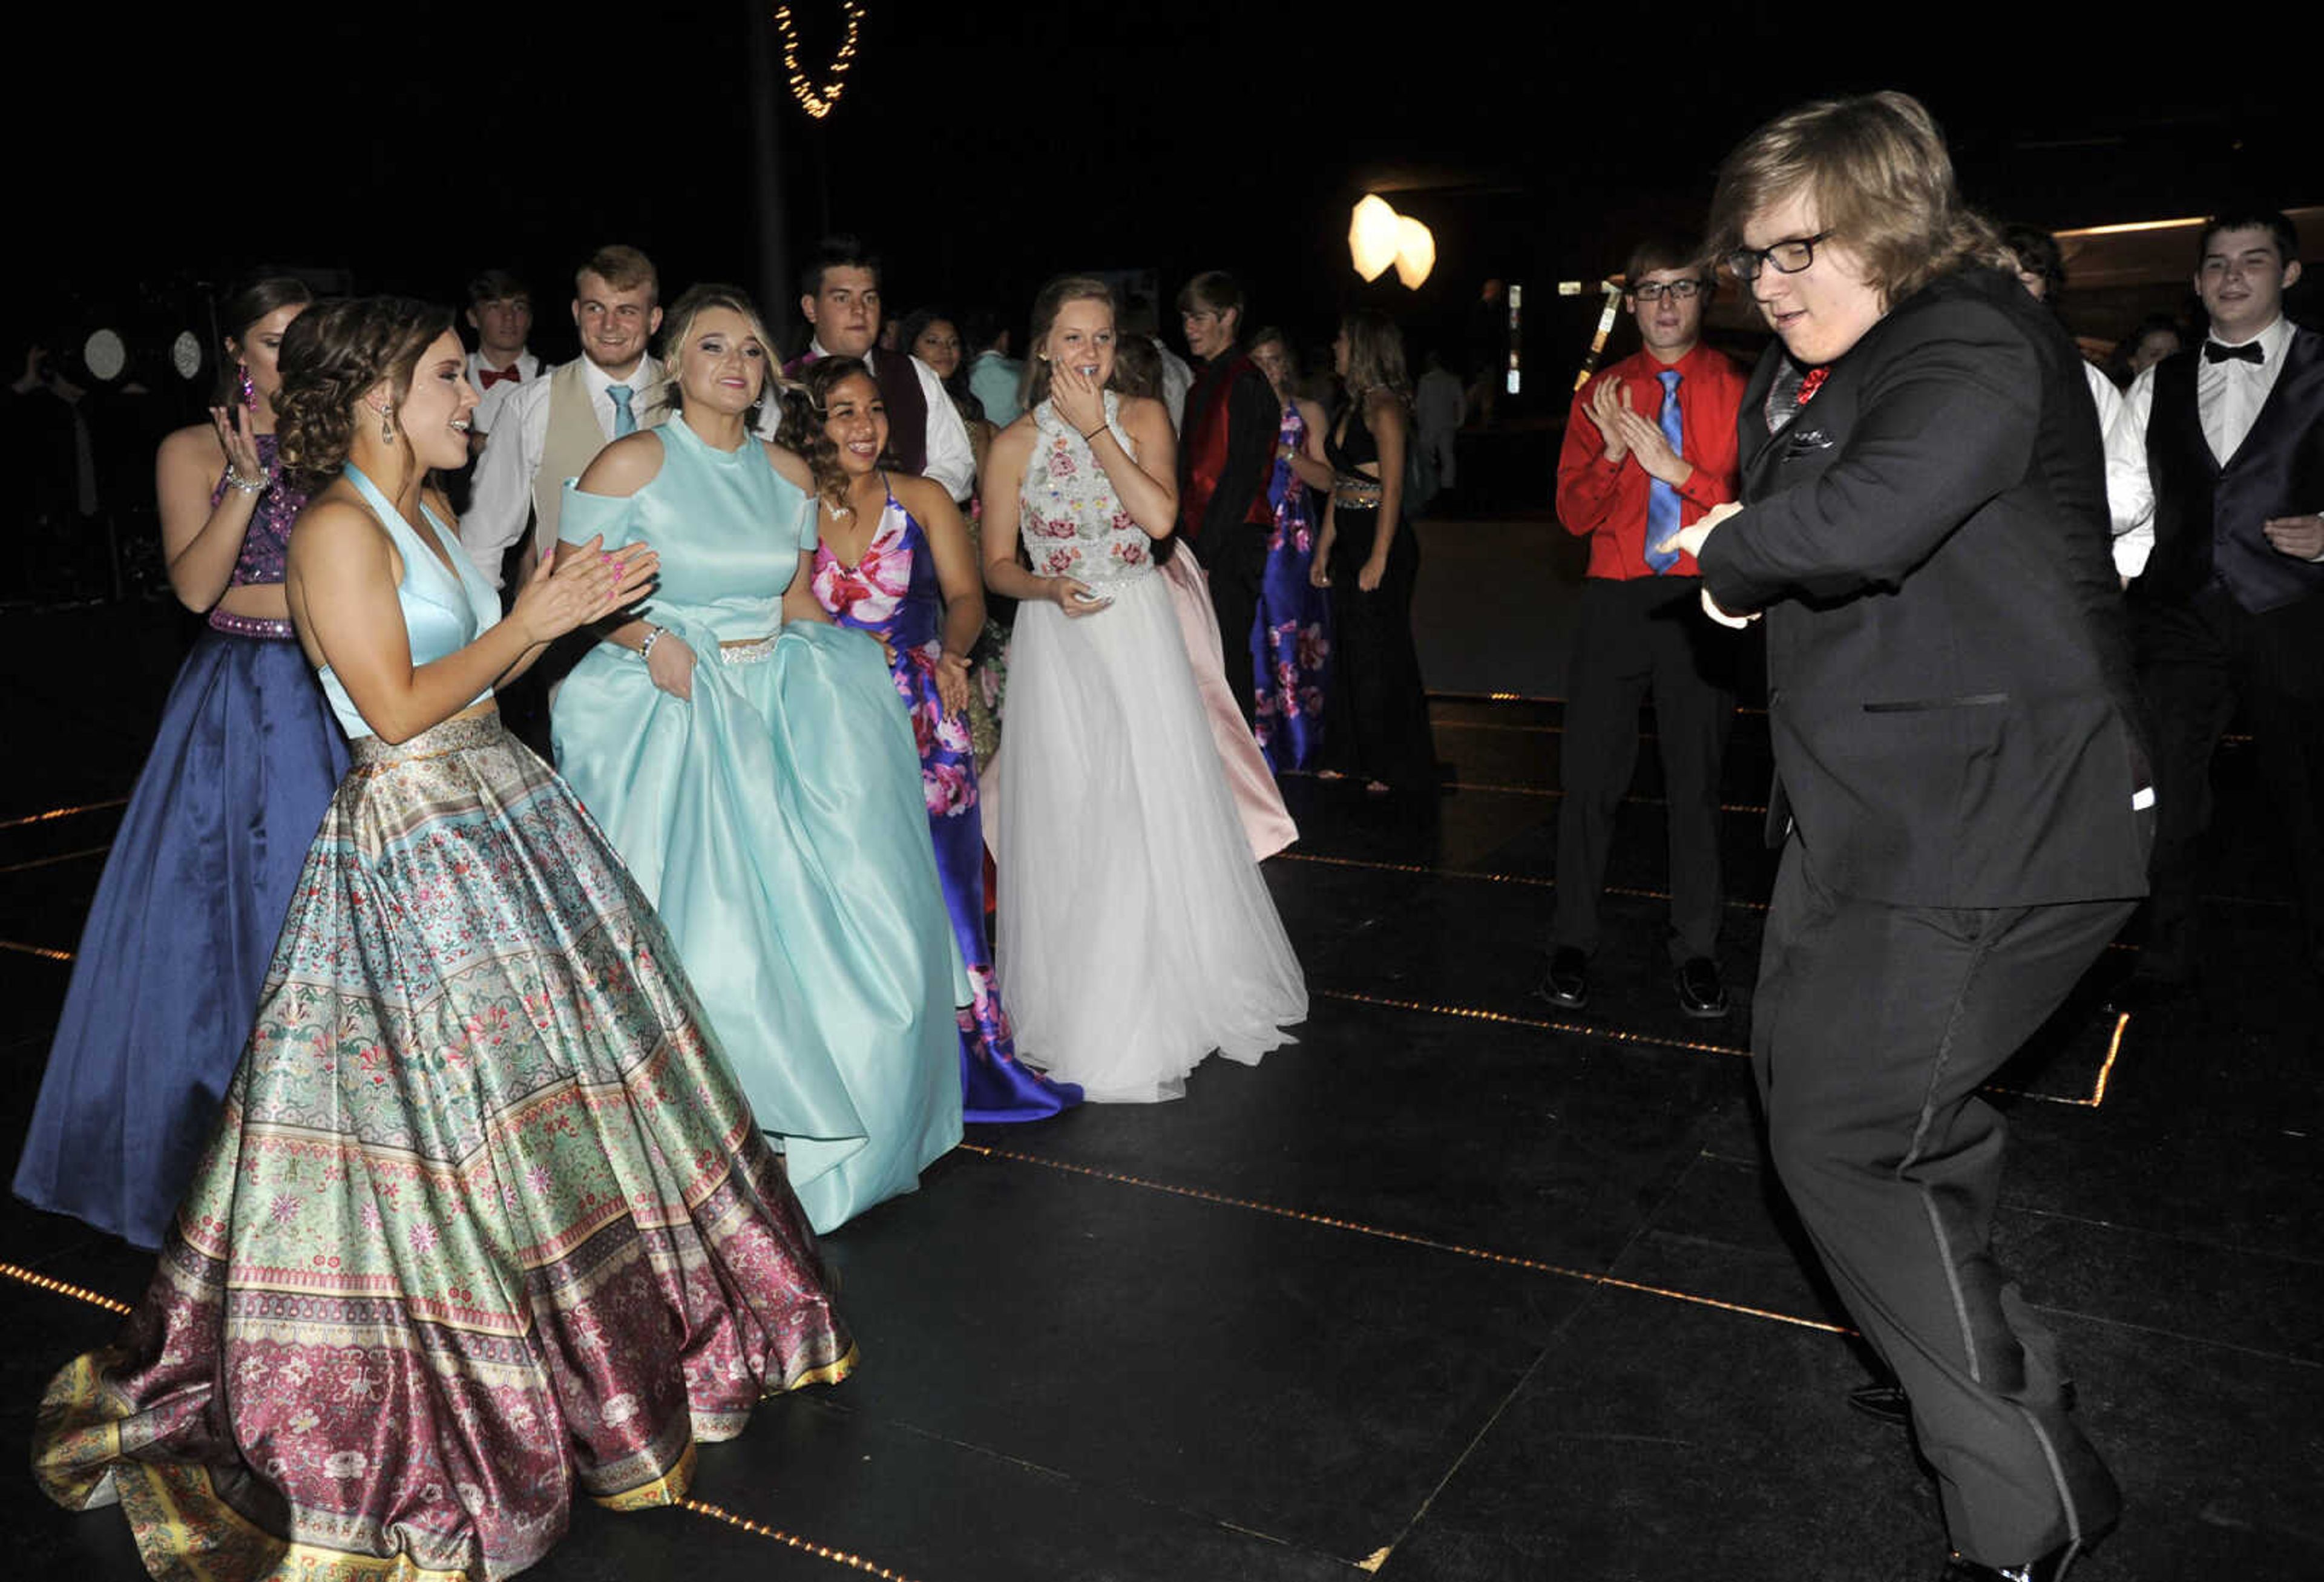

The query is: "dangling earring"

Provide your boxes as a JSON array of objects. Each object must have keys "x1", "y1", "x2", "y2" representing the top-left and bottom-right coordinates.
[
  {"x1": 237, "y1": 362, "x2": 257, "y2": 412},
  {"x1": 378, "y1": 403, "x2": 395, "y2": 444}
]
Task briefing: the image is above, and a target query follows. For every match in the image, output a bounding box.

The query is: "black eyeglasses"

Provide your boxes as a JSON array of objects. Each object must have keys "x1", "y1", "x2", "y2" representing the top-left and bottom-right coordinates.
[
  {"x1": 1724, "y1": 231, "x2": 1834, "y2": 281},
  {"x1": 1627, "y1": 280, "x2": 1708, "y2": 303}
]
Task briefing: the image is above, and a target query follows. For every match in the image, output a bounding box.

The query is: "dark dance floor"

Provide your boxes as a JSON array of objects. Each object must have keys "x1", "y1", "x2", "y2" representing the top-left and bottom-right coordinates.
[{"x1": 4, "y1": 532, "x2": 2320, "y2": 1581}]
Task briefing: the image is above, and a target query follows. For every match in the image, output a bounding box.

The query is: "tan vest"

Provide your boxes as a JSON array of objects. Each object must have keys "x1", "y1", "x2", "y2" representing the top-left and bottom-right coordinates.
[{"x1": 528, "y1": 357, "x2": 665, "y2": 559}]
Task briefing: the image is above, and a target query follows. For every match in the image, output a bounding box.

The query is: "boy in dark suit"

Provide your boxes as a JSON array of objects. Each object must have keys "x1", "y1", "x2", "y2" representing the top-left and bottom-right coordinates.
[{"x1": 1668, "y1": 93, "x2": 2153, "y2": 1582}]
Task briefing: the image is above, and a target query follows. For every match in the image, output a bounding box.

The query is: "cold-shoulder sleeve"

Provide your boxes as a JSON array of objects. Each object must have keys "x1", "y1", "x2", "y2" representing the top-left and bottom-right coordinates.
[
  {"x1": 557, "y1": 482, "x2": 642, "y2": 548},
  {"x1": 787, "y1": 478, "x2": 820, "y2": 554}
]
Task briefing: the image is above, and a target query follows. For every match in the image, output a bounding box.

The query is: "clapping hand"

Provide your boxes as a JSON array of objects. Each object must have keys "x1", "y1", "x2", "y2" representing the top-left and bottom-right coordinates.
[
  {"x1": 516, "y1": 535, "x2": 659, "y2": 644},
  {"x1": 1580, "y1": 376, "x2": 1631, "y2": 465},
  {"x1": 1607, "y1": 402, "x2": 1690, "y2": 485},
  {"x1": 209, "y1": 402, "x2": 267, "y2": 487}
]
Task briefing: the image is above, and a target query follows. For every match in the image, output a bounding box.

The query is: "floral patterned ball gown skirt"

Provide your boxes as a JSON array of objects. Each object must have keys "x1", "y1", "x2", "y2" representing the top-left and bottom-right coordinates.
[
  {"x1": 13, "y1": 625, "x2": 349, "y2": 1250},
  {"x1": 31, "y1": 715, "x2": 853, "y2": 1581}
]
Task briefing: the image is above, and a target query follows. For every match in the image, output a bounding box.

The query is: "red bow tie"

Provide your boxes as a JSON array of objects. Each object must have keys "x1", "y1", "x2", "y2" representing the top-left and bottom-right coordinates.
[{"x1": 479, "y1": 365, "x2": 523, "y2": 389}]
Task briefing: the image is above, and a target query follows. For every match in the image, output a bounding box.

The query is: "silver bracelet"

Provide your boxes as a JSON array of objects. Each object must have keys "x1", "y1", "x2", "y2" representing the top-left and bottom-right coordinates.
[
  {"x1": 225, "y1": 466, "x2": 270, "y2": 495},
  {"x1": 639, "y1": 625, "x2": 664, "y2": 661}
]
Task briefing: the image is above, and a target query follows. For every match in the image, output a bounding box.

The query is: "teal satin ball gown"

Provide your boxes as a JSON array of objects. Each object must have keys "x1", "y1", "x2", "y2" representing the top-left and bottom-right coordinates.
[{"x1": 552, "y1": 415, "x2": 965, "y2": 1233}]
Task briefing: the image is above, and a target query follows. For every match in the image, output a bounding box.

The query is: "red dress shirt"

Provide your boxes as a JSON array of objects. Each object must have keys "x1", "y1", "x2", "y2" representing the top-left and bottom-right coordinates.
[{"x1": 1555, "y1": 340, "x2": 1747, "y2": 580}]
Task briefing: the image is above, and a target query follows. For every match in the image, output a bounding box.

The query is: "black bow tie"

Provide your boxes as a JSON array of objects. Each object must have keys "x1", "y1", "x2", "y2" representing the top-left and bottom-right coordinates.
[{"x1": 2204, "y1": 340, "x2": 2265, "y2": 366}]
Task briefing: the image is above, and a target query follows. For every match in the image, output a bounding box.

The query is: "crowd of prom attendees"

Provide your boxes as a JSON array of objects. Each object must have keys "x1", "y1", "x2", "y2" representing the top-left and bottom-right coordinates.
[
  {"x1": 11, "y1": 82, "x2": 2320, "y2": 1574},
  {"x1": 12, "y1": 234, "x2": 1393, "y2": 1579}
]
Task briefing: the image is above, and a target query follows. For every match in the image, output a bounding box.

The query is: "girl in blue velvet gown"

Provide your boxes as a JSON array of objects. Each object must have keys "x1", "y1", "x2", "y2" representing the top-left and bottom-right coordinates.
[
  {"x1": 13, "y1": 278, "x2": 350, "y2": 1249},
  {"x1": 551, "y1": 285, "x2": 964, "y2": 1233},
  {"x1": 786, "y1": 357, "x2": 1080, "y2": 1123}
]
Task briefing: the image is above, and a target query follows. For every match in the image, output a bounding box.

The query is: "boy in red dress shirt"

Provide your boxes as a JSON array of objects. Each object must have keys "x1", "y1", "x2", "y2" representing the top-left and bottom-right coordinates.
[{"x1": 1543, "y1": 237, "x2": 1748, "y2": 1016}]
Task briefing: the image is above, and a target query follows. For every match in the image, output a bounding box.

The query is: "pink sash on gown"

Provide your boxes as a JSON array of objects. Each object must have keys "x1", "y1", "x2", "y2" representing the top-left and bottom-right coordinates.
[{"x1": 1158, "y1": 552, "x2": 1299, "y2": 861}]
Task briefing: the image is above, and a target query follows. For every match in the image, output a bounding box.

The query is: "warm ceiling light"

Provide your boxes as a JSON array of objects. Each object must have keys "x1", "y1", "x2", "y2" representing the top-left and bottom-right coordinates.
[
  {"x1": 1349, "y1": 195, "x2": 1400, "y2": 283},
  {"x1": 1393, "y1": 217, "x2": 1436, "y2": 289}
]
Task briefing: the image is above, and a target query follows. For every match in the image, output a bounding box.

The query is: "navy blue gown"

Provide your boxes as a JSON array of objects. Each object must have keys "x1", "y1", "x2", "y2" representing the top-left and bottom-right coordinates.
[{"x1": 13, "y1": 436, "x2": 349, "y2": 1248}]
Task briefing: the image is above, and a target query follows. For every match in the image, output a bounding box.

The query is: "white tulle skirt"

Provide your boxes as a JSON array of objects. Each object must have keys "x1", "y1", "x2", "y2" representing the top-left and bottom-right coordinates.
[{"x1": 985, "y1": 568, "x2": 1307, "y2": 1103}]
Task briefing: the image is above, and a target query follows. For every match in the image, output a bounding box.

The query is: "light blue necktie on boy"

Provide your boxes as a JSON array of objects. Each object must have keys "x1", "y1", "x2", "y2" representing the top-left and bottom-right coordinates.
[
  {"x1": 608, "y1": 383, "x2": 637, "y2": 438},
  {"x1": 1643, "y1": 367, "x2": 1683, "y2": 574}
]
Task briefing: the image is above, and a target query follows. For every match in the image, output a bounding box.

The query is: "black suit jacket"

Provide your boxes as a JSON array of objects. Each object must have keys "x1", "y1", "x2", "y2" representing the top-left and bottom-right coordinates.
[{"x1": 1699, "y1": 267, "x2": 2151, "y2": 908}]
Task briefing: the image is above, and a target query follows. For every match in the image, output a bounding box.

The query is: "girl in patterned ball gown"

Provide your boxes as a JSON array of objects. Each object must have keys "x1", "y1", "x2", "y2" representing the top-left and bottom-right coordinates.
[
  {"x1": 786, "y1": 356, "x2": 1080, "y2": 1122},
  {"x1": 979, "y1": 276, "x2": 1306, "y2": 1103},
  {"x1": 14, "y1": 278, "x2": 351, "y2": 1251},
  {"x1": 31, "y1": 297, "x2": 853, "y2": 1582}
]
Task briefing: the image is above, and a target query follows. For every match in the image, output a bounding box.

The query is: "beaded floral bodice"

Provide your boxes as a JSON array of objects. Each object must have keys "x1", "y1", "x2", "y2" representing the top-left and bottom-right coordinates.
[
  {"x1": 212, "y1": 434, "x2": 307, "y2": 589},
  {"x1": 1020, "y1": 393, "x2": 1152, "y2": 586}
]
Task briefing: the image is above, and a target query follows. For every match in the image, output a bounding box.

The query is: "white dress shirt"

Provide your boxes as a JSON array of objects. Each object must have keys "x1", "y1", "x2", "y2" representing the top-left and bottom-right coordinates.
[
  {"x1": 2107, "y1": 314, "x2": 2320, "y2": 577},
  {"x1": 1155, "y1": 339, "x2": 1194, "y2": 435},
  {"x1": 461, "y1": 353, "x2": 661, "y2": 586},
  {"x1": 755, "y1": 341, "x2": 976, "y2": 502},
  {"x1": 464, "y1": 348, "x2": 540, "y2": 438}
]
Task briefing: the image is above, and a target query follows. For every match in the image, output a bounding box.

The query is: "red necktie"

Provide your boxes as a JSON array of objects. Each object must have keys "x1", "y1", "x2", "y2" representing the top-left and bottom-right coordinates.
[{"x1": 479, "y1": 365, "x2": 522, "y2": 389}]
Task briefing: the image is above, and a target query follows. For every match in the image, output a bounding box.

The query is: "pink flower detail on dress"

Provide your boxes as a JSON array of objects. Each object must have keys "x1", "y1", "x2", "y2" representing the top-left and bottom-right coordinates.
[
  {"x1": 269, "y1": 1192, "x2": 301, "y2": 1227},
  {"x1": 1048, "y1": 444, "x2": 1078, "y2": 478},
  {"x1": 924, "y1": 760, "x2": 976, "y2": 816},
  {"x1": 409, "y1": 1221, "x2": 439, "y2": 1256},
  {"x1": 1297, "y1": 623, "x2": 1330, "y2": 671},
  {"x1": 815, "y1": 530, "x2": 908, "y2": 629},
  {"x1": 1042, "y1": 547, "x2": 1077, "y2": 576}
]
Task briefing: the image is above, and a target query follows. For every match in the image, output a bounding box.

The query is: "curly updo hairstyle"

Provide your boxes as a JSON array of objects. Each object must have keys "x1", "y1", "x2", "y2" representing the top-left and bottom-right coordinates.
[
  {"x1": 775, "y1": 355, "x2": 887, "y2": 516},
  {"x1": 274, "y1": 297, "x2": 455, "y2": 493}
]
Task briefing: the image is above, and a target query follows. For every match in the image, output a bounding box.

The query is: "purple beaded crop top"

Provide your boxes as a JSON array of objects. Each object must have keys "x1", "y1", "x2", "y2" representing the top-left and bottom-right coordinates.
[{"x1": 206, "y1": 433, "x2": 307, "y2": 639}]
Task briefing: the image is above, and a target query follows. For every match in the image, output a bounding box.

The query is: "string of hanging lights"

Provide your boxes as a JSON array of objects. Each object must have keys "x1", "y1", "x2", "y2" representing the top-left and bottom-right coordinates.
[{"x1": 773, "y1": 2, "x2": 865, "y2": 120}]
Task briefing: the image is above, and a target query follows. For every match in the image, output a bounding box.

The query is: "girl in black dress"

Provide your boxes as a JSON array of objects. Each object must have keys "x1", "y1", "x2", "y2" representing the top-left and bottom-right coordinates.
[{"x1": 1311, "y1": 309, "x2": 1433, "y2": 797}]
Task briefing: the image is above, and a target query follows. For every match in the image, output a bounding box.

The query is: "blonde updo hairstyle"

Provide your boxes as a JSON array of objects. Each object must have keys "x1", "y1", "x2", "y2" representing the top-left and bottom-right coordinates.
[
  {"x1": 273, "y1": 296, "x2": 455, "y2": 494},
  {"x1": 655, "y1": 281, "x2": 784, "y2": 426}
]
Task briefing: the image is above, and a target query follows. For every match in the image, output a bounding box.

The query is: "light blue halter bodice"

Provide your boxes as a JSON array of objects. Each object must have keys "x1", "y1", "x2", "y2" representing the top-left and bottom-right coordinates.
[{"x1": 317, "y1": 463, "x2": 504, "y2": 740}]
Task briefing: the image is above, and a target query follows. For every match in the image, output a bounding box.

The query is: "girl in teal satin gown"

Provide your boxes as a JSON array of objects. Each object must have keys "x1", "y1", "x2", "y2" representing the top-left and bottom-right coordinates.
[{"x1": 551, "y1": 284, "x2": 965, "y2": 1233}]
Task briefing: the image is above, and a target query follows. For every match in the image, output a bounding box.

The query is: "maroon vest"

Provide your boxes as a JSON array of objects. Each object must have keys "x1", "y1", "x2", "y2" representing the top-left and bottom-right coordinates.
[{"x1": 783, "y1": 344, "x2": 934, "y2": 476}]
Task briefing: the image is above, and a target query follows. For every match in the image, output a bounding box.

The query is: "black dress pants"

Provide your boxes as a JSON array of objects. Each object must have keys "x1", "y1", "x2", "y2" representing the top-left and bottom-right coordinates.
[
  {"x1": 2135, "y1": 584, "x2": 2324, "y2": 979},
  {"x1": 1199, "y1": 522, "x2": 1269, "y2": 726},
  {"x1": 1754, "y1": 840, "x2": 2133, "y2": 1566},
  {"x1": 1552, "y1": 575, "x2": 1735, "y2": 965}
]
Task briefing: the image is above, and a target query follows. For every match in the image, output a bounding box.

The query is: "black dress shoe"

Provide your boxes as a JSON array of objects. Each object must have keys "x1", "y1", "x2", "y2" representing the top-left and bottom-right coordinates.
[
  {"x1": 1848, "y1": 1380, "x2": 1909, "y2": 1425},
  {"x1": 1675, "y1": 956, "x2": 1728, "y2": 1018},
  {"x1": 1535, "y1": 947, "x2": 1588, "y2": 1010},
  {"x1": 1853, "y1": 1377, "x2": 2073, "y2": 1428},
  {"x1": 1938, "y1": 1537, "x2": 2088, "y2": 1581}
]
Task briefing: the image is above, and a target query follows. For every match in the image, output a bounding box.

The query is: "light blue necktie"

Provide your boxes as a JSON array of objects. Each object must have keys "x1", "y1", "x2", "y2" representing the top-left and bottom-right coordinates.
[
  {"x1": 1643, "y1": 367, "x2": 1683, "y2": 574},
  {"x1": 607, "y1": 383, "x2": 637, "y2": 438}
]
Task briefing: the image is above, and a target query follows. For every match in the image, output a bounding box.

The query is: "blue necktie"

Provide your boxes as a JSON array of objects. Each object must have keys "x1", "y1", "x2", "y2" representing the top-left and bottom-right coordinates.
[
  {"x1": 608, "y1": 383, "x2": 637, "y2": 438},
  {"x1": 1644, "y1": 368, "x2": 1683, "y2": 574}
]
